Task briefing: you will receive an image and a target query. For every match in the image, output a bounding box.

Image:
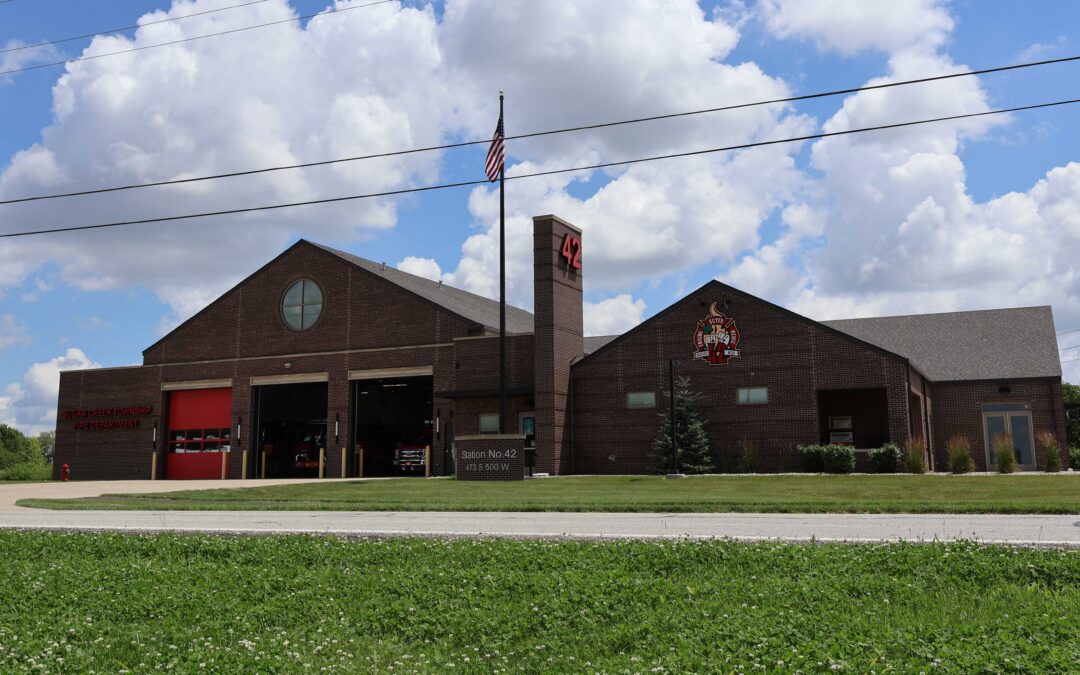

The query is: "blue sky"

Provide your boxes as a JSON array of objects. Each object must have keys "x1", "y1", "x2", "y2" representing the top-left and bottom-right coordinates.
[{"x1": 0, "y1": 0, "x2": 1077, "y2": 434}]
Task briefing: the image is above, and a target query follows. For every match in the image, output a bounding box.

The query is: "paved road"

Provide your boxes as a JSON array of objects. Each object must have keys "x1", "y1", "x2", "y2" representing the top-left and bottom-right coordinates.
[{"x1": 1, "y1": 509, "x2": 1079, "y2": 546}]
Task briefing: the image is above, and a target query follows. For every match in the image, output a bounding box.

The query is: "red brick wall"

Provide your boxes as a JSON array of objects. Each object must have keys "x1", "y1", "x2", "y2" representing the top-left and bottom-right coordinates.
[
  {"x1": 929, "y1": 378, "x2": 1066, "y2": 471},
  {"x1": 449, "y1": 335, "x2": 535, "y2": 392},
  {"x1": 54, "y1": 367, "x2": 162, "y2": 480},
  {"x1": 144, "y1": 242, "x2": 475, "y2": 365},
  {"x1": 54, "y1": 237, "x2": 545, "y2": 480},
  {"x1": 569, "y1": 281, "x2": 912, "y2": 474},
  {"x1": 532, "y1": 215, "x2": 584, "y2": 474}
]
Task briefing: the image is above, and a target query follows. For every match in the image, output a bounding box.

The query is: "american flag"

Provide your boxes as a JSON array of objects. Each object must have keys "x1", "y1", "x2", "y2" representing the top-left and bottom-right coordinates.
[{"x1": 484, "y1": 115, "x2": 505, "y2": 182}]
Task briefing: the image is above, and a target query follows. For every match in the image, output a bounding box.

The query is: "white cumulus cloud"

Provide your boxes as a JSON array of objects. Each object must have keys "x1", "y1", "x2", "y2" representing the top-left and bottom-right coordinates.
[
  {"x1": 760, "y1": 0, "x2": 954, "y2": 54},
  {"x1": 584, "y1": 294, "x2": 647, "y2": 337},
  {"x1": 0, "y1": 348, "x2": 99, "y2": 435},
  {"x1": 397, "y1": 256, "x2": 442, "y2": 281}
]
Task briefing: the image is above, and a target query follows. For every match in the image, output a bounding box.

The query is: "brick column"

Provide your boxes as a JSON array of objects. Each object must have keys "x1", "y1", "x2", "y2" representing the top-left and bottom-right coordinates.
[
  {"x1": 533, "y1": 214, "x2": 584, "y2": 474},
  {"x1": 326, "y1": 371, "x2": 350, "y2": 478},
  {"x1": 229, "y1": 378, "x2": 251, "y2": 479}
]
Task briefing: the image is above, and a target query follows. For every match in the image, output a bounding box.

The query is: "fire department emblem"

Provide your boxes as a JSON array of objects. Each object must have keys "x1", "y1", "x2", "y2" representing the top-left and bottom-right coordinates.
[{"x1": 693, "y1": 302, "x2": 741, "y2": 365}]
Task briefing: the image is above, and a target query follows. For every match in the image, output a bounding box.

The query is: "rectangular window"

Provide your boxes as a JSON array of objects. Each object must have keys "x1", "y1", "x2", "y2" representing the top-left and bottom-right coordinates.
[
  {"x1": 737, "y1": 387, "x2": 768, "y2": 404},
  {"x1": 479, "y1": 413, "x2": 500, "y2": 435},
  {"x1": 626, "y1": 392, "x2": 657, "y2": 409}
]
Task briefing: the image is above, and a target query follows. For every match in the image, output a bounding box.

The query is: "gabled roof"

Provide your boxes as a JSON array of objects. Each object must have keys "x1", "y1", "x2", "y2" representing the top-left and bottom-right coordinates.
[
  {"x1": 823, "y1": 306, "x2": 1061, "y2": 382},
  {"x1": 311, "y1": 242, "x2": 535, "y2": 334},
  {"x1": 584, "y1": 335, "x2": 618, "y2": 354},
  {"x1": 575, "y1": 278, "x2": 910, "y2": 367}
]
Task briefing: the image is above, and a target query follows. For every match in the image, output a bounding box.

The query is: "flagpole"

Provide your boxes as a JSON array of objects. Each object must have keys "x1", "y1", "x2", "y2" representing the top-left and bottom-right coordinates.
[{"x1": 498, "y1": 90, "x2": 507, "y2": 435}]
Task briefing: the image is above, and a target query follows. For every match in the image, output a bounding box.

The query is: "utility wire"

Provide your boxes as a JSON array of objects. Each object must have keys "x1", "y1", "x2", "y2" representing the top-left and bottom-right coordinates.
[
  {"x1": 2, "y1": 54, "x2": 1077, "y2": 207},
  {"x1": 2, "y1": 98, "x2": 1077, "y2": 239},
  {"x1": 0, "y1": 0, "x2": 396, "y2": 76},
  {"x1": 0, "y1": 0, "x2": 270, "y2": 55},
  {"x1": 1060, "y1": 344, "x2": 1080, "y2": 352}
]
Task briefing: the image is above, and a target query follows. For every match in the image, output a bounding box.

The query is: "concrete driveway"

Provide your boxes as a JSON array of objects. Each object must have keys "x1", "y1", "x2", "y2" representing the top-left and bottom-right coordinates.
[
  {"x1": 0, "y1": 478, "x2": 354, "y2": 511},
  {"x1": 2, "y1": 499, "x2": 1080, "y2": 546}
]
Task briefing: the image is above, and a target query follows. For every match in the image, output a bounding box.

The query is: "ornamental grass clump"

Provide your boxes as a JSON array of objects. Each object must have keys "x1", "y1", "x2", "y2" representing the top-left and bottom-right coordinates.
[
  {"x1": 1037, "y1": 431, "x2": 1062, "y2": 472},
  {"x1": 993, "y1": 433, "x2": 1016, "y2": 474},
  {"x1": 946, "y1": 436, "x2": 974, "y2": 474},
  {"x1": 868, "y1": 443, "x2": 901, "y2": 473},
  {"x1": 904, "y1": 437, "x2": 927, "y2": 474}
]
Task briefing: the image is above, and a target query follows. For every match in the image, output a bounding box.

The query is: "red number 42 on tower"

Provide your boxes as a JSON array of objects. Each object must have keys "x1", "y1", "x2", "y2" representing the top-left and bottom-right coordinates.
[{"x1": 560, "y1": 233, "x2": 582, "y2": 269}]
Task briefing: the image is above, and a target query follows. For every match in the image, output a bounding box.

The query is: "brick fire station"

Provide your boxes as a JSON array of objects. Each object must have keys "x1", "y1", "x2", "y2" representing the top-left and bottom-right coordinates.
[{"x1": 53, "y1": 214, "x2": 1067, "y2": 480}]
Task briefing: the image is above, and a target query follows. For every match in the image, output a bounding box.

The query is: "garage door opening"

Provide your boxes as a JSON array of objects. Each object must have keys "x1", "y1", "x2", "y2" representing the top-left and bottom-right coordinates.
[
  {"x1": 353, "y1": 376, "x2": 433, "y2": 477},
  {"x1": 165, "y1": 387, "x2": 233, "y2": 480},
  {"x1": 255, "y1": 382, "x2": 328, "y2": 478}
]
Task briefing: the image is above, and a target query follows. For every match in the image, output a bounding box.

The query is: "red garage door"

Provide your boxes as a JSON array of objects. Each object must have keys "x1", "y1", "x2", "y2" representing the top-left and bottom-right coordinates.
[{"x1": 166, "y1": 388, "x2": 233, "y2": 480}]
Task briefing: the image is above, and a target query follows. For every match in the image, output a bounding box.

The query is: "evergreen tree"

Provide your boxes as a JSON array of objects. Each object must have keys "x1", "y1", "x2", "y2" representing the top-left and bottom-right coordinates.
[{"x1": 652, "y1": 376, "x2": 714, "y2": 474}]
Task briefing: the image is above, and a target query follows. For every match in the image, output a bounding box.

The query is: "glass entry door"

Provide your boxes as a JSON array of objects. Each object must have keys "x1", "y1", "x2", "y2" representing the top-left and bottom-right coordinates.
[{"x1": 982, "y1": 403, "x2": 1035, "y2": 470}]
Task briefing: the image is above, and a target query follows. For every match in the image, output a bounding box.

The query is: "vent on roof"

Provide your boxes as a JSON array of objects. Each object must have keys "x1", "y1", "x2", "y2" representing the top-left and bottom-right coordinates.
[{"x1": 998, "y1": 383, "x2": 1012, "y2": 394}]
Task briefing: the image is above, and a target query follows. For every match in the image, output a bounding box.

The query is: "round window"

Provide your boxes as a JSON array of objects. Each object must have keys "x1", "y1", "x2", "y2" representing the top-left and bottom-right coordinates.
[{"x1": 281, "y1": 279, "x2": 323, "y2": 330}]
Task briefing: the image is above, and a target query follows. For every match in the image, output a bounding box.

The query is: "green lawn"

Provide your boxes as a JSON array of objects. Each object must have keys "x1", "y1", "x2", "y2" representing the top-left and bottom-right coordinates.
[
  {"x1": 0, "y1": 532, "x2": 1077, "y2": 672},
  {"x1": 18, "y1": 473, "x2": 1080, "y2": 513}
]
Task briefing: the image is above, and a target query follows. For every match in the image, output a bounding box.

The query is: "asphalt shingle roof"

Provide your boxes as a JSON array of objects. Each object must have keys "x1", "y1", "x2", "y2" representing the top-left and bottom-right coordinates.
[
  {"x1": 584, "y1": 335, "x2": 618, "y2": 354},
  {"x1": 823, "y1": 306, "x2": 1061, "y2": 382},
  {"x1": 312, "y1": 242, "x2": 535, "y2": 334}
]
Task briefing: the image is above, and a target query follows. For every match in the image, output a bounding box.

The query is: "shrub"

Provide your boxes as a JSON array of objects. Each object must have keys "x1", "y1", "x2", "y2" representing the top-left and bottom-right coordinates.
[
  {"x1": 868, "y1": 443, "x2": 901, "y2": 473},
  {"x1": 1070, "y1": 446, "x2": 1080, "y2": 471},
  {"x1": 798, "y1": 445, "x2": 824, "y2": 472},
  {"x1": 946, "y1": 436, "x2": 975, "y2": 474},
  {"x1": 904, "y1": 437, "x2": 926, "y2": 474},
  {"x1": 820, "y1": 444, "x2": 856, "y2": 474},
  {"x1": 0, "y1": 462, "x2": 51, "y2": 481},
  {"x1": 993, "y1": 432, "x2": 1016, "y2": 474},
  {"x1": 1036, "y1": 431, "x2": 1062, "y2": 472}
]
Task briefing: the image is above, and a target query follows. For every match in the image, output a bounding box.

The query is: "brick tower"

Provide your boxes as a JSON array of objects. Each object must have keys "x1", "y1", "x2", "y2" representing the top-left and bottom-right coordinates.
[{"x1": 532, "y1": 214, "x2": 584, "y2": 474}]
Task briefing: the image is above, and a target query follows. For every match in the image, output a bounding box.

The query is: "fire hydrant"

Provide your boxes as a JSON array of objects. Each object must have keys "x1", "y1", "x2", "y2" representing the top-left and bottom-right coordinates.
[{"x1": 60, "y1": 464, "x2": 70, "y2": 482}]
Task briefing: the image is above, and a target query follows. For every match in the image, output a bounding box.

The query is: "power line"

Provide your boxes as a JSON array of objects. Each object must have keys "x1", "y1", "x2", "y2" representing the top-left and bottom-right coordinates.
[
  {"x1": 0, "y1": 0, "x2": 270, "y2": 55},
  {"x1": 0, "y1": 0, "x2": 396, "y2": 77},
  {"x1": 1060, "y1": 344, "x2": 1080, "y2": 352},
  {"x1": 2, "y1": 54, "x2": 1077, "y2": 207},
  {"x1": 1059, "y1": 327, "x2": 1080, "y2": 337},
  {"x1": 2, "y1": 97, "x2": 1076, "y2": 239}
]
